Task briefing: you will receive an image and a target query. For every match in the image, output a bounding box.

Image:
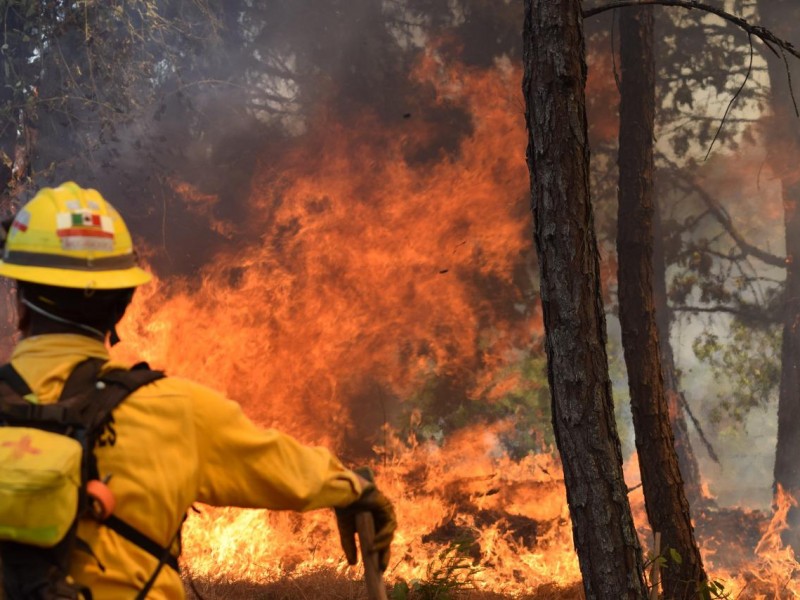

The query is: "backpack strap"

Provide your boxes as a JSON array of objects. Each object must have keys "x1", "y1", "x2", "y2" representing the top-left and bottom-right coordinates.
[
  {"x1": 0, "y1": 363, "x2": 32, "y2": 396},
  {"x1": 0, "y1": 359, "x2": 106, "y2": 402},
  {"x1": 0, "y1": 364, "x2": 75, "y2": 424},
  {"x1": 0, "y1": 359, "x2": 160, "y2": 431},
  {"x1": 84, "y1": 365, "x2": 185, "y2": 586},
  {"x1": 58, "y1": 358, "x2": 106, "y2": 403},
  {"x1": 132, "y1": 512, "x2": 186, "y2": 600},
  {"x1": 103, "y1": 515, "x2": 180, "y2": 572},
  {"x1": 48, "y1": 359, "x2": 164, "y2": 441}
]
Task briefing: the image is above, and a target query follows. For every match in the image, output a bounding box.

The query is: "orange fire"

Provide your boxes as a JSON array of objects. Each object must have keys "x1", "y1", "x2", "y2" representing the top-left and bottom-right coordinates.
[
  {"x1": 114, "y1": 50, "x2": 538, "y2": 450},
  {"x1": 109, "y1": 50, "x2": 800, "y2": 596},
  {"x1": 174, "y1": 424, "x2": 579, "y2": 592},
  {"x1": 700, "y1": 486, "x2": 799, "y2": 599}
]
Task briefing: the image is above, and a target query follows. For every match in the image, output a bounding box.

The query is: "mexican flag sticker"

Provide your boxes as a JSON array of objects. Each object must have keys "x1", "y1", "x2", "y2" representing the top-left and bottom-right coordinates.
[{"x1": 56, "y1": 211, "x2": 115, "y2": 251}]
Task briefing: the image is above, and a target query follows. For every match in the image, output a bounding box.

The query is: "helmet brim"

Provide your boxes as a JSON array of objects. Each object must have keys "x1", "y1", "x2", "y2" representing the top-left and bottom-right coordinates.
[{"x1": 0, "y1": 262, "x2": 152, "y2": 289}]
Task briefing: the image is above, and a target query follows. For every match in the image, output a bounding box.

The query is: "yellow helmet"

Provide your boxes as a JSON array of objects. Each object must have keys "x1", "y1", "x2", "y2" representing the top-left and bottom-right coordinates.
[{"x1": 0, "y1": 182, "x2": 151, "y2": 289}]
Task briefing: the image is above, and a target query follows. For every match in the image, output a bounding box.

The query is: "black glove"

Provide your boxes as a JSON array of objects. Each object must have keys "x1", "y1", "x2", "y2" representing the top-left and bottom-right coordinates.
[{"x1": 335, "y1": 467, "x2": 397, "y2": 572}]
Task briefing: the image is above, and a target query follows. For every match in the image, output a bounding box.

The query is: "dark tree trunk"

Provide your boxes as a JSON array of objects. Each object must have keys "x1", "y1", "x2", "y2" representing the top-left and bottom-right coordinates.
[
  {"x1": 759, "y1": 0, "x2": 800, "y2": 552},
  {"x1": 523, "y1": 2, "x2": 648, "y2": 598},
  {"x1": 616, "y1": 7, "x2": 707, "y2": 598}
]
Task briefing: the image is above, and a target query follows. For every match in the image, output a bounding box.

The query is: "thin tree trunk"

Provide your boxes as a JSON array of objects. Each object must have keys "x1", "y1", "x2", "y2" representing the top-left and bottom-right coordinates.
[
  {"x1": 759, "y1": 0, "x2": 800, "y2": 553},
  {"x1": 523, "y1": 2, "x2": 648, "y2": 597},
  {"x1": 617, "y1": 7, "x2": 707, "y2": 598}
]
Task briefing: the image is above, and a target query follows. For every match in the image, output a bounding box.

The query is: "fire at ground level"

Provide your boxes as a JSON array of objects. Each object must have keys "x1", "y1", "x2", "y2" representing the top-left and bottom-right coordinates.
[{"x1": 174, "y1": 438, "x2": 800, "y2": 599}]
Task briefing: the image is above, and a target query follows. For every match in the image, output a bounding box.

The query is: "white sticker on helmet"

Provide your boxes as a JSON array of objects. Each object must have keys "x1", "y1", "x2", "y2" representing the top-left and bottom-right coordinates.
[
  {"x1": 61, "y1": 237, "x2": 114, "y2": 251},
  {"x1": 11, "y1": 210, "x2": 30, "y2": 234},
  {"x1": 56, "y1": 211, "x2": 115, "y2": 251}
]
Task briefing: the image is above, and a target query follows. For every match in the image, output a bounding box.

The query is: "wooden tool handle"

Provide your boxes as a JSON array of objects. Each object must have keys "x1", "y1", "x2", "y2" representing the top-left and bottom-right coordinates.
[{"x1": 356, "y1": 512, "x2": 388, "y2": 600}]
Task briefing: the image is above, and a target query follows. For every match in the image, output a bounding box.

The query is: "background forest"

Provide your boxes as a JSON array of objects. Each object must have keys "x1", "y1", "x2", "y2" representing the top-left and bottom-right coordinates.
[{"x1": 0, "y1": 0, "x2": 797, "y2": 597}]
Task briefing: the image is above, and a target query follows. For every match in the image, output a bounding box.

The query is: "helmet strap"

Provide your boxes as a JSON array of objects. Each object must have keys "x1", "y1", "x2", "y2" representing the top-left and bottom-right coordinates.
[{"x1": 21, "y1": 297, "x2": 106, "y2": 342}]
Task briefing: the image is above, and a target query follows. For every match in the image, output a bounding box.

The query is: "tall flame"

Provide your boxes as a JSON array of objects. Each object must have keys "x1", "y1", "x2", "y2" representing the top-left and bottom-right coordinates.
[{"x1": 115, "y1": 51, "x2": 539, "y2": 451}]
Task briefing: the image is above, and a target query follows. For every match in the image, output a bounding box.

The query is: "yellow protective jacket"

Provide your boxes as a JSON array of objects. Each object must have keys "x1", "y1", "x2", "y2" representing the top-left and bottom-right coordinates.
[{"x1": 9, "y1": 334, "x2": 364, "y2": 599}]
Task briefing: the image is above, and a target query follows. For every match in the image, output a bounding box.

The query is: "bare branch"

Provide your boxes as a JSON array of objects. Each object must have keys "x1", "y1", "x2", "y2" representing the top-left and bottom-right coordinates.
[
  {"x1": 585, "y1": 0, "x2": 800, "y2": 64},
  {"x1": 704, "y1": 34, "x2": 754, "y2": 160},
  {"x1": 677, "y1": 392, "x2": 720, "y2": 464},
  {"x1": 781, "y1": 46, "x2": 800, "y2": 117},
  {"x1": 668, "y1": 114, "x2": 760, "y2": 124},
  {"x1": 663, "y1": 160, "x2": 787, "y2": 268},
  {"x1": 673, "y1": 304, "x2": 778, "y2": 324}
]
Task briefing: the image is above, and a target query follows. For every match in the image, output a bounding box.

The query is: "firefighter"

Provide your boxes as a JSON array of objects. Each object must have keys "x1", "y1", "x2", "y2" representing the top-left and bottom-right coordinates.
[{"x1": 0, "y1": 182, "x2": 396, "y2": 598}]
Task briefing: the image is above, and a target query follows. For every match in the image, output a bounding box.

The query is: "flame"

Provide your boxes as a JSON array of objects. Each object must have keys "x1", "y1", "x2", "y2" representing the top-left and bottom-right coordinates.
[
  {"x1": 114, "y1": 51, "x2": 539, "y2": 450},
  {"x1": 177, "y1": 424, "x2": 580, "y2": 592},
  {"x1": 701, "y1": 486, "x2": 799, "y2": 598},
  {"x1": 106, "y1": 49, "x2": 800, "y2": 595}
]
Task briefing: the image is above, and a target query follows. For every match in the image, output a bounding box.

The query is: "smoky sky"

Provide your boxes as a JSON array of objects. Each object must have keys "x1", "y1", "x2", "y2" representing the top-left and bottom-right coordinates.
[{"x1": 14, "y1": 2, "x2": 522, "y2": 279}]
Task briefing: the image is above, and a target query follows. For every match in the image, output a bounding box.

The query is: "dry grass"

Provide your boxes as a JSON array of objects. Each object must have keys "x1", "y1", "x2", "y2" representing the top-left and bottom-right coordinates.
[{"x1": 183, "y1": 569, "x2": 583, "y2": 600}]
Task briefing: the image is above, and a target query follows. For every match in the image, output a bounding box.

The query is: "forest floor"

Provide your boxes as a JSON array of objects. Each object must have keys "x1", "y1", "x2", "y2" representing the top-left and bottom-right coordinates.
[{"x1": 183, "y1": 570, "x2": 584, "y2": 600}]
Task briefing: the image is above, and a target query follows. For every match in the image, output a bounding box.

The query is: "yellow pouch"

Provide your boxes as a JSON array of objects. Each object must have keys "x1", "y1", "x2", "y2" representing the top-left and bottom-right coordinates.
[{"x1": 0, "y1": 426, "x2": 81, "y2": 547}]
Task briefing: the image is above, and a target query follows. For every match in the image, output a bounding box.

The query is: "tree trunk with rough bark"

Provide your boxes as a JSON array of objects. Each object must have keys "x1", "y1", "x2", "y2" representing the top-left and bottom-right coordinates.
[
  {"x1": 523, "y1": 1, "x2": 648, "y2": 597},
  {"x1": 617, "y1": 7, "x2": 707, "y2": 598},
  {"x1": 759, "y1": 0, "x2": 800, "y2": 553}
]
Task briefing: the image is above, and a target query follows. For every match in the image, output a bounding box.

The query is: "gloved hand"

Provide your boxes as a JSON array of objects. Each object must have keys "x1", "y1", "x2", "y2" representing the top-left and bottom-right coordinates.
[{"x1": 335, "y1": 467, "x2": 397, "y2": 572}]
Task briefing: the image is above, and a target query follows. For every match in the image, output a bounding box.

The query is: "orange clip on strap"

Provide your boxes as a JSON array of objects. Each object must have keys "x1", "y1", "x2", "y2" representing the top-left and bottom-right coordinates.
[{"x1": 86, "y1": 479, "x2": 115, "y2": 521}]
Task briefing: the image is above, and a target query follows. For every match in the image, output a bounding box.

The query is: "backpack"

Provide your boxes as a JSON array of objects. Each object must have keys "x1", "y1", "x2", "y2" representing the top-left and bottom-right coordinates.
[{"x1": 0, "y1": 358, "x2": 181, "y2": 600}]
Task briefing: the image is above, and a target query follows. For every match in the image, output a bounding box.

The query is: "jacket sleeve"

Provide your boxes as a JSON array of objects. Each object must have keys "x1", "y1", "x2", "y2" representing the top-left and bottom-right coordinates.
[{"x1": 187, "y1": 380, "x2": 364, "y2": 511}]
